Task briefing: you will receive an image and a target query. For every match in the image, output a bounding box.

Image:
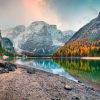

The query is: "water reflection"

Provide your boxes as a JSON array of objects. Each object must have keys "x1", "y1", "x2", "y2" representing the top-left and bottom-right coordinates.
[
  {"x1": 53, "y1": 58, "x2": 100, "y2": 89},
  {"x1": 53, "y1": 59, "x2": 100, "y2": 82},
  {"x1": 4, "y1": 57, "x2": 100, "y2": 89},
  {"x1": 15, "y1": 58, "x2": 77, "y2": 82}
]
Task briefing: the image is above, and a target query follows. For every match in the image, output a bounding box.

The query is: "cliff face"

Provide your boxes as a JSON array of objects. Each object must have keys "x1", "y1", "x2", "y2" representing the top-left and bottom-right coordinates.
[
  {"x1": 68, "y1": 12, "x2": 100, "y2": 42},
  {"x1": 0, "y1": 32, "x2": 14, "y2": 51},
  {"x1": 2, "y1": 38, "x2": 15, "y2": 51},
  {"x1": 2, "y1": 21, "x2": 74, "y2": 55}
]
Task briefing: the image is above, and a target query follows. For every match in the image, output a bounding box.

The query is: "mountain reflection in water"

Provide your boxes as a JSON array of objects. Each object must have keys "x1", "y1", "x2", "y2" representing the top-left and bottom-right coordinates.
[
  {"x1": 53, "y1": 58, "x2": 100, "y2": 89},
  {"x1": 6, "y1": 57, "x2": 100, "y2": 89}
]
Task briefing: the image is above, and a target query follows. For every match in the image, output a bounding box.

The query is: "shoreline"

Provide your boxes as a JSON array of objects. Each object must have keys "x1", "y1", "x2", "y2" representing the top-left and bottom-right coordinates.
[
  {"x1": 25, "y1": 56, "x2": 100, "y2": 60},
  {"x1": 81, "y1": 57, "x2": 100, "y2": 60},
  {"x1": 52, "y1": 56, "x2": 100, "y2": 59},
  {"x1": 0, "y1": 64, "x2": 100, "y2": 100}
]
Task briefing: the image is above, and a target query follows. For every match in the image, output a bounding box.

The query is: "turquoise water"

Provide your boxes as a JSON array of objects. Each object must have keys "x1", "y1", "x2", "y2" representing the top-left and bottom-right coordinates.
[
  {"x1": 15, "y1": 58, "x2": 78, "y2": 82},
  {"x1": 14, "y1": 58, "x2": 100, "y2": 89}
]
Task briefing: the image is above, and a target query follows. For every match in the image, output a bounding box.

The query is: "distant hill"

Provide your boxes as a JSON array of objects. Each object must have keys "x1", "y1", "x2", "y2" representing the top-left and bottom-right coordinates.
[{"x1": 53, "y1": 13, "x2": 100, "y2": 57}]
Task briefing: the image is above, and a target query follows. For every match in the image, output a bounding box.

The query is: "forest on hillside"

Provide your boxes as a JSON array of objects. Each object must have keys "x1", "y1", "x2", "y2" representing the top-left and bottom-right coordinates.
[{"x1": 53, "y1": 39, "x2": 100, "y2": 57}]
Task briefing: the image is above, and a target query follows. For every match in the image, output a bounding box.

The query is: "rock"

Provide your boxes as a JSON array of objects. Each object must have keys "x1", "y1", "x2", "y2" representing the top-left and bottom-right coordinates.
[
  {"x1": 0, "y1": 68, "x2": 9, "y2": 74},
  {"x1": 78, "y1": 81, "x2": 85, "y2": 86},
  {"x1": 0, "y1": 63, "x2": 5, "y2": 68},
  {"x1": 78, "y1": 80, "x2": 82, "y2": 83},
  {"x1": 64, "y1": 84, "x2": 72, "y2": 90},
  {"x1": 0, "y1": 62, "x2": 17, "y2": 74},
  {"x1": 4, "y1": 68, "x2": 9, "y2": 73},
  {"x1": 72, "y1": 96, "x2": 80, "y2": 100},
  {"x1": 48, "y1": 73, "x2": 53, "y2": 77},
  {"x1": 81, "y1": 83, "x2": 85, "y2": 86},
  {"x1": 3, "y1": 55, "x2": 9, "y2": 59},
  {"x1": 27, "y1": 68, "x2": 35, "y2": 74},
  {"x1": 4, "y1": 62, "x2": 17, "y2": 71},
  {"x1": 51, "y1": 98, "x2": 60, "y2": 100},
  {"x1": 91, "y1": 87, "x2": 95, "y2": 91}
]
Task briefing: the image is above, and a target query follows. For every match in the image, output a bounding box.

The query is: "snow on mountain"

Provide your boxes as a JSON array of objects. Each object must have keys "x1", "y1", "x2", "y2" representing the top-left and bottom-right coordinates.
[
  {"x1": 2, "y1": 25, "x2": 26, "y2": 42},
  {"x1": 62, "y1": 30, "x2": 75, "y2": 43},
  {"x1": 2, "y1": 21, "x2": 74, "y2": 54}
]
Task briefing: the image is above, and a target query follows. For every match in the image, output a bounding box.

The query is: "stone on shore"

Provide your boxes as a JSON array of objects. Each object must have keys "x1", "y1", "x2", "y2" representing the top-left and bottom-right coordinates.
[
  {"x1": 64, "y1": 84, "x2": 72, "y2": 90},
  {"x1": 0, "y1": 65, "x2": 100, "y2": 100},
  {"x1": 27, "y1": 67, "x2": 35, "y2": 74},
  {"x1": 0, "y1": 62, "x2": 17, "y2": 74}
]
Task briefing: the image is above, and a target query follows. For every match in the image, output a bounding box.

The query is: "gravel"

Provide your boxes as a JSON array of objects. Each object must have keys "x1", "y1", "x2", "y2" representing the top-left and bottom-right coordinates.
[{"x1": 0, "y1": 65, "x2": 100, "y2": 100}]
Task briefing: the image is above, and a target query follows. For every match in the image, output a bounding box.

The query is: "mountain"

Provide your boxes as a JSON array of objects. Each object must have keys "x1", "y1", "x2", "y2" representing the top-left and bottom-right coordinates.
[
  {"x1": 69, "y1": 12, "x2": 100, "y2": 42},
  {"x1": 2, "y1": 38, "x2": 15, "y2": 51},
  {"x1": 53, "y1": 13, "x2": 100, "y2": 57},
  {"x1": 2, "y1": 21, "x2": 74, "y2": 55},
  {"x1": 61, "y1": 30, "x2": 75, "y2": 43},
  {"x1": 0, "y1": 32, "x2": 15, "y2": 57},
  {"x1": 0, "y1": 32, "x2": 14, "y2": 51},
  {"x1": 2, "y1": 25, "x2": 26, "y2": 42}
]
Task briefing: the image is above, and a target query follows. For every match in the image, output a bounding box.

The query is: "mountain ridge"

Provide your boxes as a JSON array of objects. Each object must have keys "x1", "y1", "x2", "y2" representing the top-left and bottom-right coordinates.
[
  {"x1": 2, "y1": 21, "x2": 75, "y2": 55},
  {"x1": 53, "y1": 12, "x2": 100, "y2": 57},
  {"x1": 68, "y1": 12, "x2": 100, "y2": 42}
]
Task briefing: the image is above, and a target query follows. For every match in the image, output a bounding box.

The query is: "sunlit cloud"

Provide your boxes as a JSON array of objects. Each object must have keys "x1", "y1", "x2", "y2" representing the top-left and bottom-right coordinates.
[
  {"x1": 0, "y1": 0, "x2": 65, "y2": 30},
  {"x1": 0, "y1": 0, "x2": 99, "y2": 31},
  {"x1": 22, "y1": 0, "x2": 64, "y2": 30}
]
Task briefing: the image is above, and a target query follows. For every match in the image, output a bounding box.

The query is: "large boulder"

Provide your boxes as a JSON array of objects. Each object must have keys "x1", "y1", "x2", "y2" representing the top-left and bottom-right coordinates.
[{"x1": 0, "y1": 62, "x2": 17, "y2": 74}]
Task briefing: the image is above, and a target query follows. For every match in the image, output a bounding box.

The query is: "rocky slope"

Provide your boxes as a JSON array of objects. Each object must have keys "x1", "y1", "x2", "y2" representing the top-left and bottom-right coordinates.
[
  {"x1": 2, "y1": 21, "x2": 74, "y2": 54},
  {"x1": 53, "y1": 12, "x2": 100, "y2": 57},
  {"x1": 62, "y1": 30, "x2": 75, "y2": 43},
  {"x1": 2, "y1": 25, "x2": 26, "y2": 42},
  {"x1": 69, "y1": 12, "x2": 100, "y2": 42},
  {"x1": 0, "y1": 32, "x2": 14, "y2": 51},
  {"x1": 2, "y1": 38, "x2": 15, "y2": 51}
]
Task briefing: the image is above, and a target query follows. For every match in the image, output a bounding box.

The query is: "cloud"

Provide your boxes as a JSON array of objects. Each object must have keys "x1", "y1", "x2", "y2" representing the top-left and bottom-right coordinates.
[
  {"x1": 0, "y1": 0, "x2": 66, "y2": 30},
  {"x1": 0, "y1": 0, "x2": 99, "y2": 31},
  {"x1": 22, "y1": 0, "x2": 59, "y2": 23}
]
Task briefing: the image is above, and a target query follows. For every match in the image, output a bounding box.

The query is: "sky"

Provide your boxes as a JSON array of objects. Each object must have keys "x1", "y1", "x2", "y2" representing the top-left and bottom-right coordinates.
[{"x1": 0, "y1": 0, "x2": 100, "y2": 31}]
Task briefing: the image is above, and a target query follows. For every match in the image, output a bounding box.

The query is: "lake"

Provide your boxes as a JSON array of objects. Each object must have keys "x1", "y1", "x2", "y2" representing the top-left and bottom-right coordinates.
[{"x1": 7, "y1": 58, "x2": 100, "y2": 89}]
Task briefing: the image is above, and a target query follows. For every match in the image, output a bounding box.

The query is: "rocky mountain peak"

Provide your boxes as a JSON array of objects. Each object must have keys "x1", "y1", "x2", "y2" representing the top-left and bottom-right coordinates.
[
  {"x1": 68, "y1": 12, "x2": 100, "y2": 42},
  {"x1": 0, "y1": 31, "x2": 14, "y2": 51},
  {"x1": 28, "y1": 21, "x2": 49, "y2": 32},
  {"x1": 31, "y1": 21, "x2": 48, "y2": 26},
  {"x1": 2, "y1": 21, "x2": 75, "y2": 54},
  {"x1": 98, "y1": 12, "x2": 100, "y2": 18},
  {"x1": 13, "y1": 25, "x2": 26, "y2": 32}
]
